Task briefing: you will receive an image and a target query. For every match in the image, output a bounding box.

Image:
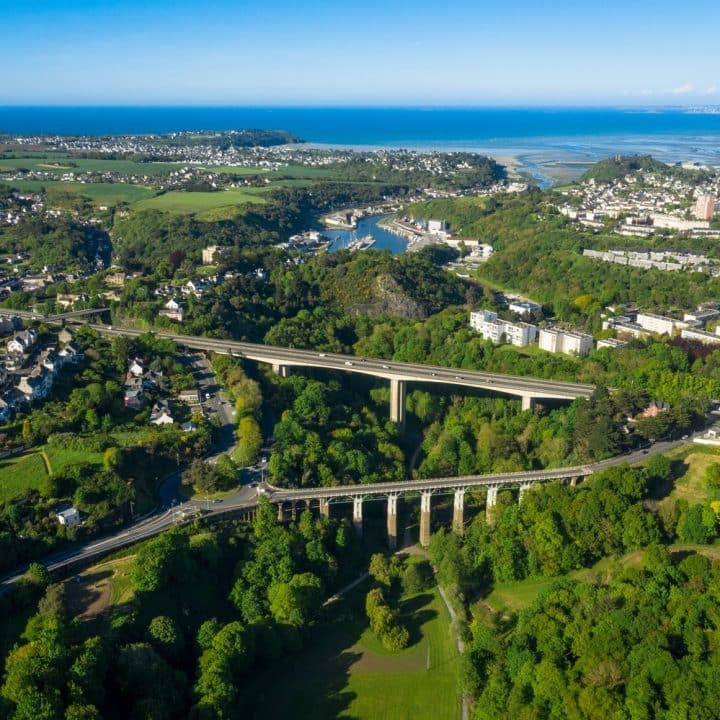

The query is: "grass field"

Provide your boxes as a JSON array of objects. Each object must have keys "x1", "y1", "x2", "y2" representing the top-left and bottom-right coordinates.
[
  {"x1": 0, "y1": 432, "x2": 144, "y2": 502},
  {"x1": 132, "y1": 187, "x2": 268, "y2": 214},
  {"x1": 249, "y1": 579, "x2": 460, "y2": 720},
  {"x1": 4, "y1": 178, "x2": 157, "y2": 206},
  {"x1": 663, "y1": 451, "x2": 719, "y2": 505},
  {"x1": 0, "y1": 452, "x2": 48, "y2": 502}
]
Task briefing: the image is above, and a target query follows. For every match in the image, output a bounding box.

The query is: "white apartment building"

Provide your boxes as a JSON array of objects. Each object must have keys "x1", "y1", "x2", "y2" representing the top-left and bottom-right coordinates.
[
  {"x1": 509, "y1": 300, "x2": 542, "y2": 317},
  {"x1": 681, "y1": 327, "x2": 720, "y2": 346},
  {"x1": 469, "y1": 310, "x2": 537, "y2": 347},
  {"x1": 539, "y1": 327, "x2": 593, "y2": 357},
  {"x1": 635, "y1": 312, "x2": 685, "y2": 336}
]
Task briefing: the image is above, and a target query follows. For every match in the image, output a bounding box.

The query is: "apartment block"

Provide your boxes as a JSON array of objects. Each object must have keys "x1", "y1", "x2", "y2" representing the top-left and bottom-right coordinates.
[
  {"x1": 469, "y1": 310, "x2": 537, "y2": 347},
  {"x1": 538, "y1": 327, "x2": 593, "y2": 357}
]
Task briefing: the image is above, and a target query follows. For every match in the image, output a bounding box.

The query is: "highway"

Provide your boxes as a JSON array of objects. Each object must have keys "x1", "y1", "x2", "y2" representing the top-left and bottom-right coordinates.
[{"x1": 85, "y1": 324, "x2": 595, "y2": 402}]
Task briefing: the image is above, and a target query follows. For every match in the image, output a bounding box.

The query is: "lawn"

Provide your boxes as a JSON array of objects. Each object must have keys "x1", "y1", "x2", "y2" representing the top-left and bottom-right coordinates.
[
  {"x1": 132, "y1": 188, "x2": 268, "y2": 214},
  {"x1": 248, "y1": 580, "x2": 460, "y2": 720}
]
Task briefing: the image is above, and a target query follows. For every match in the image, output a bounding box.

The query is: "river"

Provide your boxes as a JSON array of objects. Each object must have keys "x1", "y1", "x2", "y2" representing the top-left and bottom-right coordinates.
[{"x1": 324, "y1": 214, "x2": 408, "y2": 254}]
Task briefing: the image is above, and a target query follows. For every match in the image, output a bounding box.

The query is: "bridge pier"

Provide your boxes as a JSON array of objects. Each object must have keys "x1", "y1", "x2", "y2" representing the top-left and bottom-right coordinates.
[
  {"x1": 521, "y1": 395, "x2": 535, "y2": 412},
  {"x1": 420, "y1": 491, "x2": 432, "y2": 547},
  {"x1": 387, "y1": 493, "x2": 399, "y2": 550},
  {"x1": 389, "y1": 378, "x2": 407, "y2": 428},
  {"x1": 319, "y1": 497, "x2": 330, "y2": 518},
  {"x1": 272, "y1": 363, "x2": 290, "y2": 378},
  {"x1": 519, "y1": 483, "x2": 533, "y2": 502},
  {"x1": 486, "y1": 486, "x2": 498, "y2": 523},
  {"x1": 452, "y1": 488, "x2": 466, "y2": 535},
  {"x1": 352, "y1": 497, "x2": 364, "y2": 537},
  {"x1": 277, "y1": 502, "x2": 284, "y2": 522}
]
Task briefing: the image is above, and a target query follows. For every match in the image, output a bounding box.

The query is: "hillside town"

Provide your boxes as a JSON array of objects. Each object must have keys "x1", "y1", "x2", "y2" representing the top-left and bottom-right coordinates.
[{"x1": 557, "y1": 166, "x2": 720, "y2": 238}]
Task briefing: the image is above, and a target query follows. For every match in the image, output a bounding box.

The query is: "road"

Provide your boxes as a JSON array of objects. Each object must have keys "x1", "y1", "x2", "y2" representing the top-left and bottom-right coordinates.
[
  {"x1": 83, "y1": 324, "x2": 595, "y2": 403},
  {"x1": 0, "y1": 433, "x2": 690, "y2": 594},
  {"x1": 158, "y1": 352, "x2": 236, "y2": 506}
]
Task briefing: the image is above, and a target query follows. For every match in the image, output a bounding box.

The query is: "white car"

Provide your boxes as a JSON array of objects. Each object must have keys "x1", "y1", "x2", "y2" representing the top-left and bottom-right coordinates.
[{"x1": 345, "y1": 361, "x2": 353, "y2": 366}]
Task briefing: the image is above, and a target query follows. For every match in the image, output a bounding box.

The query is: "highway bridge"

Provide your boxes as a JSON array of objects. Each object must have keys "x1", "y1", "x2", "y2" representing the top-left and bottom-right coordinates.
[
  {"x1": 1, "y1": 437, "x2": 683, "y2": 594},
  {"x1": 81, "y1": 325, "x2": 595, "y2": 426},
  {"x1": 9, "y1": 308, "x2": 594, "y2": 422}
]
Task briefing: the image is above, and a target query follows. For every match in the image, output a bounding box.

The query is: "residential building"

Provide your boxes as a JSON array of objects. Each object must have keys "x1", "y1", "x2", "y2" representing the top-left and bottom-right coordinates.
[
  {"x1": 596, "y1": 338, "x2": 628, "y2": 350},
  {"x1": 158, "y1": 297, "x2": 184, "y2": 322},
  {"x1": 124, "y1": 388, "x2": 144, "y2": 411},
  {"x1": 508, "y1": 300, "x2": 542, "y2": 317},
  {"x1": 7, "y1": 328, "x2": 37, "y2": 355},
  {"x1": 539, "y1": 328, "x2": 593, "y2": 357},
  {"x1": 427, "y1": 219, "x2": 448, "y2": 234},
  {"x1": 469, "y1": 310, "x2": 537, "y2": 347},
  {"x1": 56, "y1": 507, "x2": 81, "y2": 527},
  {"x1": 695, "y1": 193, "x2": 716, "y2": 221},
  {"x1": 681, "y1": 327, "x2": 720, "y2": 346},
  {"x1": 635, "y1": 312, "x2": 685, "y2": 336},
  {"x1": 202, "y1": 245, "x2": 219, "y2": 264}
]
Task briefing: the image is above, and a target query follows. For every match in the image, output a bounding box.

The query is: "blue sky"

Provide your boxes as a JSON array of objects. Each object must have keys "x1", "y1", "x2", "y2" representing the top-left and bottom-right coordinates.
[{"x1": 2, "y1": 0, "x2": 719, "y2": 105}]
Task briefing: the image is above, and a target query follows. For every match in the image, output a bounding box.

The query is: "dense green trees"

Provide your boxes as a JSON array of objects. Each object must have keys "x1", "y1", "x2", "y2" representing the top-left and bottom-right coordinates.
[{"x1": 467, "y1": 548, "x2": 720, "y2": 719}]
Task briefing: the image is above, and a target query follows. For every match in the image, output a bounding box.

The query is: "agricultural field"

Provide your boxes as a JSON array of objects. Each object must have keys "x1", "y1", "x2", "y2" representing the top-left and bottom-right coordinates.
[
  {"x1": 249, "y1": 580, "x2": 460, "y2": 720},
  {"x1": 132, "y1": 187, "x2": 268, "y2": 214},
  {"x1": 0, "y1": 153, "x2": 181, "y2": 176}
]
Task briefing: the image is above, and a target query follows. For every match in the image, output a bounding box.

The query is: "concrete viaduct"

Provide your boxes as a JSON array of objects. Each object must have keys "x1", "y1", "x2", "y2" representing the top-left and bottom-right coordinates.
[
  {"x1": 267, "y1": 465, "x2": 591, "y2": 548},
  {"x1": 78, "y1": 324, "x2": 595, "y2": 427}
]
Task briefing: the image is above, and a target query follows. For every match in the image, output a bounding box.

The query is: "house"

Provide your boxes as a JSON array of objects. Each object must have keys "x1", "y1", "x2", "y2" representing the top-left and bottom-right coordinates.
[
  {"x1": 124, "y1": 388, "x2": 144, "y2": 411},
  {"x1": 202, "y1": 246, "x2": 219, "y2": 265},
  {"x1": 7, "y1": 328, "x2": 37, "y2": 355},
  {"x1": 40, "y1": 348, "x2": 61, "y2": 374},
  {"x1": 58, "y1": 342, "x2": 83, "y2": 363},
  {"x1": 16, "y1": 366, "x2": 52, "y2": 401},
  {"x1": 158, "y1": 297, "x2": 184, "y2": 322},
  {"x1": 150, "y1": 400, "x2": 175, "y2": 425},
  {"x1": 0, "y1": 315, "x2": 20, "y2": 336},
  {"x1": 182, "y1": 279, "x2": 212, "y2": 297},
  {"x1": 179, "y1": 388, "x2": 200, "y2": 405},
  {"x1": 642, "y1": 401, "x2": 670, "y2": 418},
  {"x1": 56, "y1": 293, "x2": 88, "y2": 309},
  {"x1": 0, "y1": 397, "x2": 11, "y2": 422},
  {"x1": 181, "y1": 420, "x2": 197, "y2": 433},
  {"x1": 104, "y1": 271, "x2": 127, "y2": 286},
  {"x1": 56, "y1": 507, "x2": 81, "y2": 527},
  {"x1": 128, "y1": 358, "x2": 145, "y2": 377}
]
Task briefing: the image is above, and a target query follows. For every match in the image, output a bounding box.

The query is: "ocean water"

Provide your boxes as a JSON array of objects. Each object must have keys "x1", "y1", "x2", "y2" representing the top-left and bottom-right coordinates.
[{"x1": 1, "y1": 106, "x2": 720, "y2": 163}]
